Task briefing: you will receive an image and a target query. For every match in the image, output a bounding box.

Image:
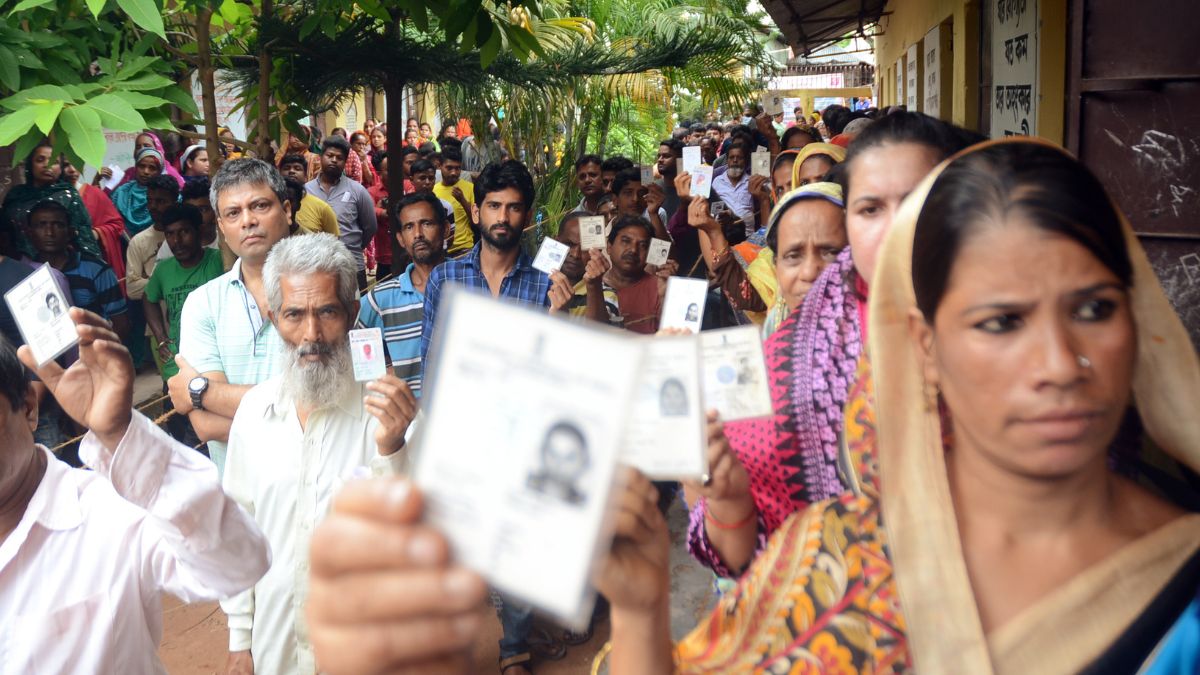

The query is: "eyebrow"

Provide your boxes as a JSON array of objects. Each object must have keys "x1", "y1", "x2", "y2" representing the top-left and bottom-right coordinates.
[{"x1": 959, "y1": 282, "x2": 1126, "y2": 317}]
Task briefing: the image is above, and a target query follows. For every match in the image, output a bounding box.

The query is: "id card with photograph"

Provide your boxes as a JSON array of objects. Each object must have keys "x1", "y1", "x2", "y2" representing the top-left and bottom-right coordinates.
[
  {"x1": 532, "y1": 237, "x2": 570, "y2": 275},
  {"x1": 682, "y1": 146, "x2": 702, "y2": 173},
  {"x1": 640, "y1": 165, "x2": 655, "y2": 185},
  {"x1": 620, "y1": 337, "x2": 706, "y2": 480},
  {"x1": 415, "y1": 290, "x2": 641, "y2": 627},
  {"x1": 698, "y1": 325, "x2": 773, "y2": 421},
  {"x1": 579, "y1": 215, "x2": 607, "y2": 251},
  {"x1": 4, "y1": 264, "x2": 77, "y2": 366},
  {"x1": 659, "y1": 276, "x2": 708, "y2": 334},
  {"x1": 348, "y1": 327, "x2": 387, "y2": 382},
  {"x1": 751, "y1": 151, "x2": 771, "y2": 178},
  {"x1": 690, "y1": 165, "x2": 713, "y2": 199},
  {"x1": 762, "y1": 94, "x2": 784, "y2": 116},
  {"x1": 646, "y1": 238, "x2": 671, "y2": 267}
]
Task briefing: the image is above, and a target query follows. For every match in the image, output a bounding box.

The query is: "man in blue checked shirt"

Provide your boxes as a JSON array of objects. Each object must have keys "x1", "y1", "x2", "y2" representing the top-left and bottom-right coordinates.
[
  {"x1": 356, "y1": 192, "x2": 449, "y2": 398},
  {"x1": 418, "y1": 159, "x2": 567, "y2": 675}
]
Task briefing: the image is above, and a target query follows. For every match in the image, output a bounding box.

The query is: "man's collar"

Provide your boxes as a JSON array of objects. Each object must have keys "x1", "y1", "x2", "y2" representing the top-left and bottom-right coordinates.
[
  {"x1": 25, "y1": 448, "x2": 83, "y2": 532},
  {"x1": 228, "y1": 257, "x2": 245, "y2": 285}
]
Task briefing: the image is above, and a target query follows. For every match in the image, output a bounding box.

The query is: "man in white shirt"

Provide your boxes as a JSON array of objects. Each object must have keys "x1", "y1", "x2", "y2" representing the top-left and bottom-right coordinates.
[
  {"x1": 221, "y1": 233, "x2": 417, "y2": 675},
  {"x1": 0, "y1": 308, "x2": 269, "y2": 674}
]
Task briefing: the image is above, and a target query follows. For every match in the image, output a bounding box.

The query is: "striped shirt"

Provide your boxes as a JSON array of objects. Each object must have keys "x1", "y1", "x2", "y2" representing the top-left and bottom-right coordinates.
[
  {"x1": 178, "y1": 258, "x2": 284, "y2": 477},
  {"x1": 566, "y1": 279, "x2": 623, "y2": 327},
  {"x1": 420, "y1": 243, "x2": 551, "y2": 366},
  {"x1": 357, "y1": 264, "x2": 426, "y2": 397},
  {"x1": 57, "y1": 251, "x2": 127, "y2": 320}
]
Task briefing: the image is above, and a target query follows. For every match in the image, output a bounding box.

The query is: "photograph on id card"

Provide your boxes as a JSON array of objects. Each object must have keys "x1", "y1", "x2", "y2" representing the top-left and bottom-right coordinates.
[
  {"x1": 4, "y1": 264, "x2": 77, "y2": 366},
  {"x1": 698, "y1": 325, "x2": 773, "y2": 421},
  {"x1": 414, "y1": 290, "x2": 641, "y2": 627},
  {"x1": 348, "y1": 327, "x2": 387, "y2": 382},
  {"x1": 619, "y1": 337, "x2": 707, "y2": 480},
  {"x1": 751, "y1": 151, "x2": 771, "y2": 178},
  {"x1": 640, "y1": 165, "x2": 655, "y2": 185},
  {"x1": 646, "y1": 238, "x2": 671, "y2": 267},
  {"x1": 659, "y1": 277, "x2": 708, "y2": 334},
  {"x1": 532, "y1": 237, "x2": 569, "y2": 275},
  {"x1": 579, "y1": 215, "x2": 607, "y2": 251}
]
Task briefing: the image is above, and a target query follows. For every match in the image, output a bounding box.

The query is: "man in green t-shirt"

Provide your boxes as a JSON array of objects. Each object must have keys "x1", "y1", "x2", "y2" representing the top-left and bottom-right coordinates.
[{"x1": 145, "y1": 204, "x2": 226, "y2": 382}]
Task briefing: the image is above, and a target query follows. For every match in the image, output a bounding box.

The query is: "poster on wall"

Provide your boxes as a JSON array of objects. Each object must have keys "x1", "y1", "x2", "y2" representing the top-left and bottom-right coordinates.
[
  {"x1": 895, "y1": 58, "x2": 904, "y2": 107},
  {"x1": 990, "y1": 0, "x2": 1039, "y2": 138},
  {"x1": 923, "y1": 25, "x2": 943, "y2": 116},
  {"x1": 906, "y1": 44, "x2": 920, "y2": 111},
  {"x1": 189, "y1": 70, "x2": 248, "y2": 141}
]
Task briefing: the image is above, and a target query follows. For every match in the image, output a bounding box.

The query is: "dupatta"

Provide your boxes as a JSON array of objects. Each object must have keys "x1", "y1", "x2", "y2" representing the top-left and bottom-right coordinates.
[
  {"x1": 113, "y1": 132, "x2": 185, "y2": 190},
  {"x1": 869, "y1": 138, "x2": 1200, "y2": 674}
]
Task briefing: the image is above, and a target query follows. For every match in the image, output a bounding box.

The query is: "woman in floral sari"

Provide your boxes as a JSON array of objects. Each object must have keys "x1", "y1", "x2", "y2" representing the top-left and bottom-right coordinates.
[
  {"x1": 686, "y1": 113, "x2": 982, "y2": 578},
  {"x1": 598, "y1": 138, "x2": 1200, "y2": 674}
]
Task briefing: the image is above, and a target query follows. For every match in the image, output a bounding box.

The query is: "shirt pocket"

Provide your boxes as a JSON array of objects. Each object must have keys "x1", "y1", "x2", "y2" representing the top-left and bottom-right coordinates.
[{"x1": 5, "y1": 591, "x2": 113, "y2": 675}]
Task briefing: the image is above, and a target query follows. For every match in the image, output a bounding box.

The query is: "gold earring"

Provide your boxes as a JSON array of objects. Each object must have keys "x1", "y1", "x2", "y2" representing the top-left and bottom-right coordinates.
[{"x1": 923, "y1": 380, "x2": 939, "y2": 414}]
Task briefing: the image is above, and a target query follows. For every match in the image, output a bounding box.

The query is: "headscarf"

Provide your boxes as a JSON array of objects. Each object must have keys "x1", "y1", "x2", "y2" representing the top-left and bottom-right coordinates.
[
  {"x1": 114, "y1": 131, "x2": 184, "y2": 190},
  {"x1": 110, "y1": 147, "x2": 162, "y2": 236},
  {"x1": 869, "y1": 138, "x2": 1200, "y2": 673},
  {"x1": 790, "y1": 143, "x2": 847, "y2": 187},
  {"x1": 0, "y1": 178, "x2": 102, "y2": 260},
  {"x1": 179, "y1": 144, "x2": 205, "y2": 173}
]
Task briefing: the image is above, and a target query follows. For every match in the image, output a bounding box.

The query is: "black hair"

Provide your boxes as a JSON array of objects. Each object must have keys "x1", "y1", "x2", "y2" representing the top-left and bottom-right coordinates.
[
  {"x1": 417, "y1": 142, "x2": 437, "y2": 156},
  {"x1": 558, "y1": 210, "x2": 589, "y2": 232},
  {"x1": 912, "y1": 142, "x2": 1132, "y2": 320},
  {"x1": 398, "y1": 145, "x2": 419, "y2": 159},
  {"x1": 370, "y1": 151, "x2": 386, "y2": 173},
  {"x1": 440, "y1": 137, "x2": 463, "y2": 152},
  {"x1": 607, "y1": 214, "x2": 653, "y2": 244},
  {"x1": 782, "y1": 126, "x2": 823, "y2": 149},
  {"x1": 27, "y1": 199, "x2": 69, "y2": 225},
  {"x1": 161, "y1": 203, "x2": 203, "y2": 232},
  {"x1": 601, "y1": 156, "x2": 634, "y2": 174},
  {"x1": 574, "y1": 154, "x2": 603, "y2": 171},
  {"x1": 350, "y1": 131, "x2": 369, "y2": 145},
  {"x1": 0, "y1": 335, "x2": 31, "y2": 412},
  {"x1": 410, "y1": 159, "x2": 434, "y2": 175},
  {"x1": 689, "y1": 123, "x2": 705, "y2": 134},
  {"x1": 475, "y1": 160, "x2": 535, "y2": 210},
  {"x1": 429, "y1": 152, "x2": 444, "y2": 164},
  {"x1": 821, "y1": 104, "x2": 853, "y2": 135},
  {"x1": 24, "y1": 140, "x2": 57, "y2": 180},
  {"x1": 181, "y1": 176, "x2": 211, "y2": 202},
  {"x1": 278, "y1": 153, "x2": 307, "y2": 170},
  {"x1": 842, "y1": 112, "x2": 985, "y2": 197},
  {"x1": 659, "y1": 138, "x2": 684, "y2": 156},
  {"x1": 145, "y1": 173, "x2": 179, "y2": 198},
  {"x1": 611, "y1": 167, "x2": 642, "y2": 196},
  {"x1": 706, "y1": 122, "x2": 722, "y2": 132},
  {"x1": 321, "y1": 135, "x2": 351, "y2": 159},
  {"x1": 181, "y1": 145, "x2": 206, "y2": 173},
  {"x1": 441, "y1": 146, "x2": 463, "y2": 164},
  {"x1": 392, "y1": 191, "x2": 449, "y2": 228}
]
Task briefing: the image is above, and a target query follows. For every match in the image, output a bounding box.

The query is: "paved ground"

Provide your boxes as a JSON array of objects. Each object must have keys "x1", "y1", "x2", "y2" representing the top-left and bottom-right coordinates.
[{"x1": 156, "y1": 496, "x2": 716, "y2": 674}]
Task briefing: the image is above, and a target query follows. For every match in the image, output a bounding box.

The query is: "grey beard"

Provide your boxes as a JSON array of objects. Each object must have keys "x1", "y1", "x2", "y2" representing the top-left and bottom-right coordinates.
[
  {"x1": 280, "y1": 338, "x2": 353, "y2": 410},
  {"x1": 726, "y1": 167, "x2": 745, "y2": 181}
]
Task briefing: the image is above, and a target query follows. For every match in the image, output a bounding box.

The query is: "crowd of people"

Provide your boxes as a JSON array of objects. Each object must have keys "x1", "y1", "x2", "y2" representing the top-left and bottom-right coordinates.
[{"x1": 1, "y1": 96, "x2": 1198, "y2": 675}]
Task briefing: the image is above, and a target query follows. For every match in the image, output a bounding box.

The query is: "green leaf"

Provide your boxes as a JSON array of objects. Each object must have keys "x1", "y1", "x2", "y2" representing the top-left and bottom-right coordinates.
[
  {"x1": 0, "y1": 45, "x2": 19, "y2": 91},
  {"x1": 118, "y1": 73, "x2": 175, "y2": 91},
  {"x1": 110, "y1": 89, "x2": 170, "y2": 109},
  {"x1": 32, "y1": 99, "x2": 64, "y2": 134},
  {"x1": 59, "y1": 105, "x2": 106, "y2": 167},
  {"x1": 12, "y1": 127, "x2": 45, "y2": 164},
  {"x1": 157, "y1": 85, "x2": 198, "y2": 116},
  {"x1": 298, "y1": 14, "x2": 320, "y2": 40},
  {"x1": 112, "y1": 55, "x2": 159, "y2": 82},
  {"x1": 7, "y1": 0, "x2": 55, "y2": 14},
  {"x1": 479, "y1": 22, "x2": 502, "y2": 69},
  {"x1": 0, "y1": 84, "x2": 76, "y2": 110},
  {"x1": 138, "y1": 106, "x2": 172, "y2": 129},
  {"x1": 84, "y1": 93, "x2": 146, "y2": 131},
  {"x1": 0, "y1": 105, "x2": 42, "y2": 146},
  {"x1": 115, "y1": 0, "x2": 164, "y2": 38},
  {"x1": 85, "y1": 0, "x2": 106, "y2": 18},
  {"x1": 10, "y1": 47, "x2": 45, "y2": 70}
]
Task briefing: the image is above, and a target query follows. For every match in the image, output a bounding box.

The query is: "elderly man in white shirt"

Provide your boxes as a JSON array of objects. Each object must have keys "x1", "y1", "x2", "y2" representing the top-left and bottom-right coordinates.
[
  {"x1": 221, "y1": 233, "x2": 418, "y2": 675},
  {"x1": 0, "y1": 308, "x2": 269, "y2": 674}
]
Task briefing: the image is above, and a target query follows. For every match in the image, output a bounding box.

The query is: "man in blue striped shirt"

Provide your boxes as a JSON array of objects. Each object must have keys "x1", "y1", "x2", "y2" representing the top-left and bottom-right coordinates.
[{"x1": 356, "y1": 193, "x2": 449, "y2": 398}]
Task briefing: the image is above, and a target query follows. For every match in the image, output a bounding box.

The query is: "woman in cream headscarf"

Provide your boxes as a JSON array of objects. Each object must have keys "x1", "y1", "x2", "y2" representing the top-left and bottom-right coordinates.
[{"x1": 597, "y1": 138, "x2": 1200, "y2": 673}]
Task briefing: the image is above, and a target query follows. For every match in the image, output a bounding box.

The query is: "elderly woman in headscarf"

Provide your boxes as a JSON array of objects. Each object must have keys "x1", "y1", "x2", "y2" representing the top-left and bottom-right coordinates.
[
  {"x1": 0, "y1": 141, "x2": 102, "y2": 263},
  {"x1": 111, "y1": 131, "x2": 185, "y2": 191},
  {"x1": 110, "y1": 146, "x2": 166, "y2": 236}
]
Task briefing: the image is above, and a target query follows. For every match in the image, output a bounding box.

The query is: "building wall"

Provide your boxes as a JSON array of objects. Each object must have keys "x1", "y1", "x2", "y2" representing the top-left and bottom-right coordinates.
[{"x1": 875, "y1": 0, "x2": 1066, "y2": 144}]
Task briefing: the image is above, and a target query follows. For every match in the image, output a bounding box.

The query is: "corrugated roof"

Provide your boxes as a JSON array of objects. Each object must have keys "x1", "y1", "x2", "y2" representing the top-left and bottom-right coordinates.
[{"x1": 762, "y1": 0, "x2": 888, "y2": 56}]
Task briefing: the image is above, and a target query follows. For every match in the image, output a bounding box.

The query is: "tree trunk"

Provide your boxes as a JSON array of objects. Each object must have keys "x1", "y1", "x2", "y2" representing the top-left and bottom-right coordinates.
[
  {"x1": 596, "y1": 98, "x2": 612, "y2": 157},
  {"x1": 195, "y1": 7, "x2": 220, "y2": 173},
  {"x1": 384, "y1": 75, "x2": 409, "y2": 268},
  {"x1": 255, "y1": 0, "x2": 273, "y2": 159}
]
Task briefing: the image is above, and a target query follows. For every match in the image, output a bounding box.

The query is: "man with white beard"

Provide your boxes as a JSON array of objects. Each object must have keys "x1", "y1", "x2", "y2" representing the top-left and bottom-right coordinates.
[
  {"x1": 220, "y1": 233, "x2": 418, "y2": 675},
  {"x1": 710, "y1": 140, "x2": 756, "y2": 236}
]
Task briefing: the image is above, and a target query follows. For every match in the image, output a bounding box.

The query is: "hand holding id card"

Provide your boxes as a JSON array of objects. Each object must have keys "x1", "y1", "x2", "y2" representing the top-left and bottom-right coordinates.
[
  {"x1": 699, "y1": 325, "x2": 772, "y2": 420},
  {"x1": 4, "y1": 265, "x2": 77, "y2": 366},
  {"x1": 646, "y1": 238, "x2": 671, "y2": 267},
  {"x1": 751, "y1": 151, "x2": 771, "y2": 178},
  {"x1": 532, "y1": 237, "x2": 570, "y2": 275},
  {"x1": 690, "y1": 165, "x2": 713, "y2": 199},
  {"x1": 349, "y1": 327, "x2": 387, "y2": 382},
  {"x1": 579, "y1": 215, "x2": 607, "y2": 251},
  {"x1": 660, "y1": 277, "x2": 708, "y2": 334},
  {"x1": 414, "y1": 290, "x2": 641, "y2": 627}
]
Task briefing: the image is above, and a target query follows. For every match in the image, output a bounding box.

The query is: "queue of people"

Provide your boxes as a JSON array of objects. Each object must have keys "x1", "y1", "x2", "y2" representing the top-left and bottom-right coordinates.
[{"x1": 0, "y1": 101, "x2": 1198, "y2": 675}]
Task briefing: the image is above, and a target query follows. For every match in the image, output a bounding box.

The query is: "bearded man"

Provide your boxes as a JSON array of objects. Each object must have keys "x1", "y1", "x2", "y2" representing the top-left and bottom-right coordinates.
[{"x1": 219, "y1": 233, "x2": 417, "y2": 675}]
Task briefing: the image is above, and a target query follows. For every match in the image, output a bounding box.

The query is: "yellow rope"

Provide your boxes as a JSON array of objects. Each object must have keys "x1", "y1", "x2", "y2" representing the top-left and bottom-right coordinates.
[{"x1": 46, "y1": 394, "x2": 180, "y2": 453}]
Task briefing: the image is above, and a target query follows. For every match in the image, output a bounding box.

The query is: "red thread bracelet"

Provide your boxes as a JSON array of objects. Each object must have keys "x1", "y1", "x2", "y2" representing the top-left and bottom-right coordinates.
[{"x1": 704, "y1": 501, "x2": 756, "y2": 530}]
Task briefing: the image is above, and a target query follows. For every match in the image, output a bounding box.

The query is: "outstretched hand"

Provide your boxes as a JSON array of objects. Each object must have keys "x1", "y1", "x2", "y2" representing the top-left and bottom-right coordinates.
[
  {"x1": 594, "y1": 468, "x2": 671, "y2": 615},
  {"x1": 18, "y1": 308, "x2": 134, "y2": 451}
]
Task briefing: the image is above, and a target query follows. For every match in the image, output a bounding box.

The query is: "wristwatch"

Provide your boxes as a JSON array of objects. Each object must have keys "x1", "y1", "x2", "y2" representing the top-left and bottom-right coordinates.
[{"x1": 188, "y1": 376, "x2": 210, "y2": 411}]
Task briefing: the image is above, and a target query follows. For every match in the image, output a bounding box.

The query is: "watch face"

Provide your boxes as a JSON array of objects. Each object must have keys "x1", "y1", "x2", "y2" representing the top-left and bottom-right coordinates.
[{"x1": 188, "y1": 377, "x2": 206, "y2": 393}]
